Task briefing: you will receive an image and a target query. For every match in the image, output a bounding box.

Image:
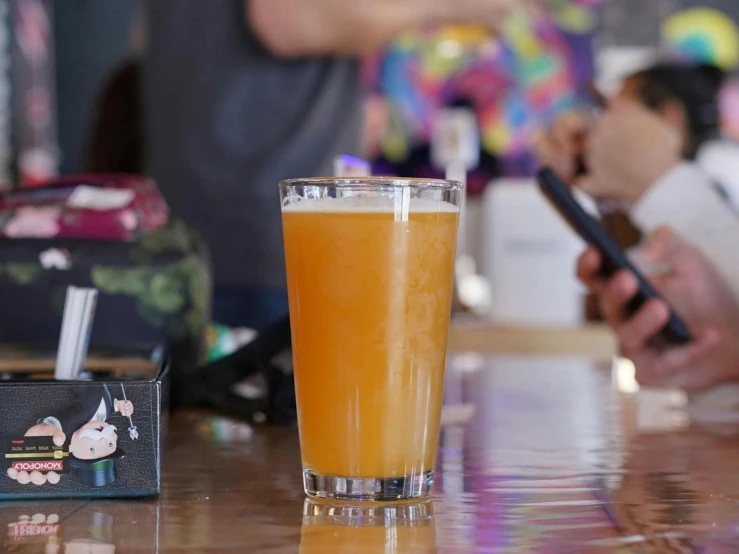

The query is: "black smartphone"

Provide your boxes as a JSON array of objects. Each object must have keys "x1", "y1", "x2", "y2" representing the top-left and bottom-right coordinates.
[{"x1": 536, "y1": 167, "x2": 692, "y2": 345}]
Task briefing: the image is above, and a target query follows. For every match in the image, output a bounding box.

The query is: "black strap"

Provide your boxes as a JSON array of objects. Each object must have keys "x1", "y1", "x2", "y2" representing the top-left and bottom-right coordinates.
[{"x1": 176, "y1": 316, "x2": 296, "y2": 425}]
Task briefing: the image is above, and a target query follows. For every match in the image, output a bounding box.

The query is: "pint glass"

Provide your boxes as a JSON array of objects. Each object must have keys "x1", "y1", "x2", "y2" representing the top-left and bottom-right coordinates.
[{"x1": 280, "y1": 177, "x2": 461, "y2": 501}]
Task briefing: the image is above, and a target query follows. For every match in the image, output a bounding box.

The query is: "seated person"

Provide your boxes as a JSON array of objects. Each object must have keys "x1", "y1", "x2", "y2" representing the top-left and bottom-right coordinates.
[
  {"x1": 535, "y1": 62, "x2": 739, "y2": 300},
  {"x1": 577, "y1": 227, "x2": 739, "y2": 391}
]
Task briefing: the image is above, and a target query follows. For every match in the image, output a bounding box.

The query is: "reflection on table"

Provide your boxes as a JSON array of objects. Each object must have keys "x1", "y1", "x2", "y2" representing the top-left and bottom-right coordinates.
[
  {"x1": 3, "y1": 354, "x2": 739, "y2": 552},
  {"x1": 1, "y1": 500, "x2": 159, "y2": 553},
  {"x1": 300, "y1": 501, "x2": 436, "y2": 553}
]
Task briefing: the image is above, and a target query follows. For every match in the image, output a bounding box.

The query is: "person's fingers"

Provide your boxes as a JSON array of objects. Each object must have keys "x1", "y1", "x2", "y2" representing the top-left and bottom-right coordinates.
[
  {"x1": 574, "y1": 140, "x2": 608, "y2": 198},
  {"x1": 635, "y1": 331, "x2": 720, "y2": 389},
  {"x1": 53, "y1": 430, "x2": 66, "y2": 447},
  {"x1": 645, "y1": 228, "x2": 708, "y2": 301},
  {"x1": 599, "y1": 270, "x2": 639, "y2": 327},
  {"x1": 632, "y1": 347, "x2": 679, "y2": 388},
  {"x1": 617, "y1": 299, "x2": 670, "y2": 357},
  {"x1": 576, "y1": 247, "x2": 604, "y2": 291},
  {"x1": 554, "y1": 113, "x2": 590, "y2": 150},
  {"x1": 16, "y1": 471, "x2": 30, "y2": 485},
  {"x1": 552, "y1": 114, "x2": 586, "y2": 155},
  {"x1": 643, "y1": 227, "x2": 681, "y2": 265},
  {"x1": 551, "y1": 130, "x2": 576, "y2": 174},
  {"x1": 30, "y1": 470, "x2": 47, "y2": 486},
  {"x1": 558, "y1": 111, "x2": 590, "y2": 133},
  {"x1": 634, "y1": 361, "x2": 666, "y2": 389},
  {"x1": 659, "y1": 330, "x2": 721, "y2": 391},
  {"x1": 7, "y1": 467, "x2": 18, "y2": 480},
  {"x1": 532, "y1": 129, "x2": 573, "y2": 179}
]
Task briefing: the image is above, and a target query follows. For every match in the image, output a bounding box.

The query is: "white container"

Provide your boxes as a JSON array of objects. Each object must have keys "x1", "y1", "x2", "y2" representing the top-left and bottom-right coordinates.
[{"x1": 482, "y1": 179, "x2": 587, "y2": 326}]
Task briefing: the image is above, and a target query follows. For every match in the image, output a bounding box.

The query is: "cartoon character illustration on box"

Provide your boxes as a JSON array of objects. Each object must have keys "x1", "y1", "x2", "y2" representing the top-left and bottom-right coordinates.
[{"x1": 5, "y1": 384, "x2": 135, "y2": 488}]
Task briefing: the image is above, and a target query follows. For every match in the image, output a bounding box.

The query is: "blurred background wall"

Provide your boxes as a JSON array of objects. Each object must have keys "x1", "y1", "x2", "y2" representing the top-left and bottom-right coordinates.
[
  {"x1": 1, "y1": 0, "x2": 739, "y2": 191},
  {"x1": 54, "y1": 0, "x2": 137, "y2": 175}
]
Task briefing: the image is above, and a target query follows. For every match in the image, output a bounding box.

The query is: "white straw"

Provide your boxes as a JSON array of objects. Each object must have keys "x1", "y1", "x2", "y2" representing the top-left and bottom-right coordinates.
[
  {"x1": 55, "y1": 287, "x2": 78, "y2": 379},
  {"x1": 446, "y1": 160, "x2": 468, "y2": 258},
  {"x1": 55, "y1": 287, "x2": 98, "y2": 381}
]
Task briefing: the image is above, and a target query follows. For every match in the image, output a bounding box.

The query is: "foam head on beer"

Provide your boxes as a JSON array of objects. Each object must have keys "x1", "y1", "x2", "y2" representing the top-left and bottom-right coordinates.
[{"x1": 282, "y1": 195, "x2": 460, "y2": 215}]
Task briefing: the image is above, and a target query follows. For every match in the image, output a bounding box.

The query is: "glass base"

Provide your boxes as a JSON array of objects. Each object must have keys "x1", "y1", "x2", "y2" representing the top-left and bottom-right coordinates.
[
  {"x1": 303, "y1": 469, "x2": 434, "y2": 502},
  {"x1": 303, "y1": 498, "x2": 434, "y2": 524}
]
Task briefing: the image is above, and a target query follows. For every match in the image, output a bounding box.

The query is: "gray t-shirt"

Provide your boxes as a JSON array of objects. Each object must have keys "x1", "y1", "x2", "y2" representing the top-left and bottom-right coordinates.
[{"x1": 144, "y1": 0, "x2": 362, "y2": 288}]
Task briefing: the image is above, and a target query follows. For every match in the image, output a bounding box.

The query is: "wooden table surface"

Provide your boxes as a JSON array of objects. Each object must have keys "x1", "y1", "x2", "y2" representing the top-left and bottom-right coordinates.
[
  {"x1": 448, "y1": 322, "x2": 617, "y2": 360},
  {"x1": 4, "y1": 354, "x2": 739, "y2": 553}
]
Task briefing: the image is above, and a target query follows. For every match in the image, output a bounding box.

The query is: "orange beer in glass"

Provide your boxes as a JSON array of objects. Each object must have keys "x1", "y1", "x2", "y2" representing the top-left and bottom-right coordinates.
[{"x1": 280, "y1": 177, "x2": 461, "y2": 501}]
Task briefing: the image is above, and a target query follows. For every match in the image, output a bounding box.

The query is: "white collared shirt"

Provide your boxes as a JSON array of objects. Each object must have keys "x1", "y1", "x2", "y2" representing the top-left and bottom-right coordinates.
[{"x1": 632, "y1": 139, "x2": 739, "y2": 300}]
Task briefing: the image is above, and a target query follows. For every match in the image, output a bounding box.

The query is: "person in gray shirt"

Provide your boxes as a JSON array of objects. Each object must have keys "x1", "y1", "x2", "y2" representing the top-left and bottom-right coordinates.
[{"x1": 144, "y1": 0, "x2": 515, "y2": 330}]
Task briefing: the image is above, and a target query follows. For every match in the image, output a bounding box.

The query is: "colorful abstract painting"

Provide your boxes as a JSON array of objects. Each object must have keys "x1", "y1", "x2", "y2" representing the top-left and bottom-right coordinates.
[
  {"x1": 663, "y1": 7, "x2": 739, "y2": 70},
  {"x1": 365, "y1": 1, "x2": 604, "y2": 177},
  {"x1": 660, "y1": 5, "x2": 739, "y2": 140}
]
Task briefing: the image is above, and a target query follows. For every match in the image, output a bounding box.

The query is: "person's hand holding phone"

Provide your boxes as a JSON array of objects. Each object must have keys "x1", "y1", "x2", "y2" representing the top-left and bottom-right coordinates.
[
  {"x1": 578, "y1": 100, "x2": 682, "y2": 203},
  {"x1": 578, "y1": 227, "x2": 739, "y2": 391}
]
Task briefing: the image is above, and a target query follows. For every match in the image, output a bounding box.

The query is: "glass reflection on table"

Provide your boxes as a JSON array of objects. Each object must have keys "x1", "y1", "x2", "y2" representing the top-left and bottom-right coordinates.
[{"x1": 300, "y1": 500, "x2": 436, "y2": 553}]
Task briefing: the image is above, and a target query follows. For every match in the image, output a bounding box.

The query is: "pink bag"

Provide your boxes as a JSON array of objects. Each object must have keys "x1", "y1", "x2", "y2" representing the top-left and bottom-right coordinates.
[{"x1": 0, "y1": 174, "x2": 169, "y2": 241}]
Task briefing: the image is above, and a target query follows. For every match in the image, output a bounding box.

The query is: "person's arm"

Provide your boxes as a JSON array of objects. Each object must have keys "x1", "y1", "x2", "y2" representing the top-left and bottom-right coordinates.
[
  {"x1": 246, "y1": 0, "x2": 513, "y2": 58},
  {"x1": 631, "y1": 163, "x2": 739, "y2": 302}
]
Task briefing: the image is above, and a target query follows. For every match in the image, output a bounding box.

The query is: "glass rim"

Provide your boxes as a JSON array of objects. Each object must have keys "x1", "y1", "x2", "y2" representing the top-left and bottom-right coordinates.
[{"x1": 279, "y1": 176, "x2": 462, "y2": 191}]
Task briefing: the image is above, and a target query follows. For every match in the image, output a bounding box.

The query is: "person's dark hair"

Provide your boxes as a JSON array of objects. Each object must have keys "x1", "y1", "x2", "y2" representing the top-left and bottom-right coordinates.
[
  {"x1": 631, "y1": 62, "x2": 726, "y2": 158},
  {"x1": 84, "y1": 58, "x2": 144, "y2": 174}
]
